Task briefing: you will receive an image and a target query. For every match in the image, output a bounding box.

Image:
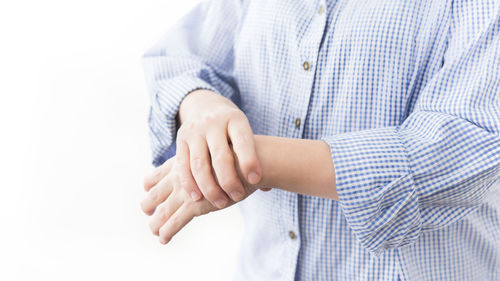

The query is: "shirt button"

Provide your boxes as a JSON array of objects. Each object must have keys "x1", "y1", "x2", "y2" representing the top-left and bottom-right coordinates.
[
  {"x1": 288, "y1": 231, "x2": 297, "y2": 240},
  {"x1": 303, "y1": 61, "x2": 311, "y2": 71},
  {"x1": 295, "y1": 117, "x2": 301, "y2": 128},
  {"x1": 318, "y1": 5, "x2": 325, "y2": 15}
]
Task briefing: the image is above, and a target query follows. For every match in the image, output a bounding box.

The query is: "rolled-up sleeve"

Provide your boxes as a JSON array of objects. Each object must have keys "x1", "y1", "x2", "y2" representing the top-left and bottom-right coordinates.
[
  {"x1": 142, "y1": 0, "x2": 245, "y2": 166},
  {"x1": 320, "y1": 2, "x2": 500, "y2": 256}
]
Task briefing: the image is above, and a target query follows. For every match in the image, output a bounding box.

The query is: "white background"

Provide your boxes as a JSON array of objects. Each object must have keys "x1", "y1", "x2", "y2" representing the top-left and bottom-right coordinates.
[{"x1": 0, "y1": 1, "x2": 244, "y2": 280}]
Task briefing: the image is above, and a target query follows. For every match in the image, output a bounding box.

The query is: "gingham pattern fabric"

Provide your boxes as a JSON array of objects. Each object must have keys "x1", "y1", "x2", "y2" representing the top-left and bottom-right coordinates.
[{"x1": 142, "y1": 0, "x2": 500, "y2": 280}]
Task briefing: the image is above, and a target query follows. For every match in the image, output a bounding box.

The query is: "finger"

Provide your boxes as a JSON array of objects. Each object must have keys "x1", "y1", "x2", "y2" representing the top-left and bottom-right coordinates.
[
  {"x1": 175, "y1": 140, "x2": 202, "y2": 201},
  {"x1": 158, "y1": 203, "x2": 195, "y2": 244},
  {"x1": 149, "y1": 188, "x2": 183, "y2": 236},
  {"x1": 141, "y1": 173, "x2": 174, "y2": 216},
  {"x1": 227, "y1": 118, "x2": 262, "y2": 185},
  {"x1": 144, "y1": 157, "x2": 174, "y2": 191},
  {"x1": 188, "y1": 136, "x2": 229, "y2": 209},
  {"x1": 206, "y1": 130, "x2": 245, "y2": 201}
]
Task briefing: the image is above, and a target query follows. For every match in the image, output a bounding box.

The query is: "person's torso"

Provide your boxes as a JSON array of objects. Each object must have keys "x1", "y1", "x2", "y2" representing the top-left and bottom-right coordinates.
[{"x1": 231, "y1": 0, "x2": 500, "y2": 280}]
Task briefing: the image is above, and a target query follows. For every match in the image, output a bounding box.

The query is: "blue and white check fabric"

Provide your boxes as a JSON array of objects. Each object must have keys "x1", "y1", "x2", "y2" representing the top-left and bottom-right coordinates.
[{"x1": 142, "y1": 0, "x2": 500, "y2": 280}]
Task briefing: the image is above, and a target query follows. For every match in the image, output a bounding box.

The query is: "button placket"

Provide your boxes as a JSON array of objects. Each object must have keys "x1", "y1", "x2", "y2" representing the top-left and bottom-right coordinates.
[{"x1": 294, "y1": 3, "x2": 327, "y2": 134}]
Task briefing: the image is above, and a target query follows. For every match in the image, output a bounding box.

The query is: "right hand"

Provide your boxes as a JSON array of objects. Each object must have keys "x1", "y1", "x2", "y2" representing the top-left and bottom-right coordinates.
[{"x1": 173, "y1": 89, "x2": 263, "y2": 209}]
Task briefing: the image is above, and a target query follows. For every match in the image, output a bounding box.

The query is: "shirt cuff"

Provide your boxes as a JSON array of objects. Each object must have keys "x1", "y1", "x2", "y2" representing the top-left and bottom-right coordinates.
[
  {"x1": 320, "y1": 127, "x2": 422, "y2": 256},
  {"x1": 148, "y1": 75, "x2": 218, "y2": 166}
]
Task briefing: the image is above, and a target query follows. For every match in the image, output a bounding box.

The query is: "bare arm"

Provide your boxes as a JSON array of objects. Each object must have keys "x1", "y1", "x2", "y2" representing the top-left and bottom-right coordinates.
[
  {"x1": 176, "y1": 89, "x2": 337, "y2": 201},
  {"x1": 246, "y1": 135, "x2": 337, "y2": 200},
  {"x1": 141, "y1": 135, "x2": 337, "y2": 244},
  {"x1": 142, "y1": 94, "x2": 338, "y2": 244}
]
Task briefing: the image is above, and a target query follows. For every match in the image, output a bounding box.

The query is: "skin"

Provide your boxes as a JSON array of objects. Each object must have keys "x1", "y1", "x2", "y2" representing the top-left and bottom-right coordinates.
[
  {"x1": 174, "y1": 89, "x2": 263, "y2": 208},
  {"x1": 141, "y1": 90, "x2": 337, "y2": 244}
]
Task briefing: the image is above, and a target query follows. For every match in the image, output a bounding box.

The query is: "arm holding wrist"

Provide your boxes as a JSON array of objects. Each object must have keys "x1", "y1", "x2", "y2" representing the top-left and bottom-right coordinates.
[{"x1": 178, "y1": 90, "x2": 337, "y2": 200}]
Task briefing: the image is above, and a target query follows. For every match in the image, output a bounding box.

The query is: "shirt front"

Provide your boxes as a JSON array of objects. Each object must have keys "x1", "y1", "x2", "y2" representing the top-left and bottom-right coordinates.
[{"x1": 142, "y1": 0, "x2": 500, "y2": 280}]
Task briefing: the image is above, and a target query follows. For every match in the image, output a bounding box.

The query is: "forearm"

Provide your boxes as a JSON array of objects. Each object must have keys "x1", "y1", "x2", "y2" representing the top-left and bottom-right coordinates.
[
  {"x1": 249, "y1": 135, "x2": 338, "y2": 200},
  {"x1": 178, "y1": 91, "x2": 337, "y2": 199}
]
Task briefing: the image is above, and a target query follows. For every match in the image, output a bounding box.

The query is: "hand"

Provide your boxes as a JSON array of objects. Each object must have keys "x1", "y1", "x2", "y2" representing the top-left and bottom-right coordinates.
[
  {"x1": 141, "y1": 134, "x2": 337, "y2": 244},
  {"x1": 141, "y1": 154, "x2": 259, "y2": 244},
  {"x1": 174, "y1": 89, "x2": 262, "y2": 208}
]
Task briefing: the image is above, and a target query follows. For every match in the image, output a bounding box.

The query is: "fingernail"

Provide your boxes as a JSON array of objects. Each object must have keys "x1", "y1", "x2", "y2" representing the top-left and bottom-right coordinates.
[
  {"x1": 214, "y1": 198, "x2": 227, "y2": 209},
  {"x1": 247, "y1": 172, "x2": 260, "y2": 184},
  {"x1": 230, "y1": 191, "x2": 243, "y2": 201},
  {"x1": 190, "y1": 191, "x2": 201, "y2": 201}
]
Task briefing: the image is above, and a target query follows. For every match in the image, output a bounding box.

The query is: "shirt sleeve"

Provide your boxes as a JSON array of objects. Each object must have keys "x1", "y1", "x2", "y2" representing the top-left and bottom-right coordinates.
[
  {"x1": 320, "y1": 1, "x2": 500, "y2": 256},
  {"x1": 142, "y1": 0, "x2": 245, "y2": 166}
]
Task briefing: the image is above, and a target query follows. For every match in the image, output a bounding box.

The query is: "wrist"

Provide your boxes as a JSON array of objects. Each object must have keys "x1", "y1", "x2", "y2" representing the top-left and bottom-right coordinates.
[
  {"x1": 232, "y1": 135, "x2": 281, "y2": 190},
  {"x1": 252, "y1": 135, "x2": 278, "y2": 189},
  {"x1": 178, "y1": 89, "x2": 237, "y2": 125},
  {"x1": 178, "y1": 89, "x2": 207, "y2": 125},
  {"x1": 245, "y1": 134, "x2": 338, "y2": 199}
]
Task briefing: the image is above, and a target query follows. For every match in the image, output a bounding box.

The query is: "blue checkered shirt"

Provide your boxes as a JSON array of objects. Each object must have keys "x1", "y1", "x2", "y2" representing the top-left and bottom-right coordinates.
[{"x1": 142, "y1": 0, "x2": 500, "y2": 280}]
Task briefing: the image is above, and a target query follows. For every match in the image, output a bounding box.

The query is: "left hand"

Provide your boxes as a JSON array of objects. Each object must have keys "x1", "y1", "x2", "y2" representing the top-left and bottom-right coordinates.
[{"x1": 141, "y1": 155, "x2": 259, "y2": 244}]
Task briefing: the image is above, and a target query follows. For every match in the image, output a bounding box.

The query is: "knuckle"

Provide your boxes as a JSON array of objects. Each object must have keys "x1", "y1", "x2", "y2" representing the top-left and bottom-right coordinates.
[
  {"x1": 153, "y1": 167, "x2": 163, "y2": 180},
  {"x1": 175, "y1": 156, "x2": 187, "y2": 168},
  {"x1": 201, "y1": 111, "x2": 217, "y2": 124},
  {"x1": 204, "y1": 186, "x2": 222, "y2": 201},
  {"x1": 220, "y1": 176, "x2": 241, "y2": 191},
  {"x1": 178, "y1": 177, "x2": 191, "y2": 190},
  {"x1": 233, "y1": 133, "x2": 251, "y2": 146},
  {"x1": 156, "y1": 204, "x2": 167, "y2": 216},
  {"x1": 171, "y1": 177, "x2": 183, "y2": 192},
  {"x1": 226, "y1": 108, "x2": 243, "y2": 119},
  {"x1": 213, "y1": 151, "x2": 233, "y2": 165},
  {"x1": 178, "y1": 123, "x2": 194, "y2": 137},
  {"x1": 149, "y1": 189, "x2": 159, "y2": 203},
  {"x1": 155, "y1": 211, "x2": 168, "y2": 226},
  {"x1": 190, "y1": 157, "x2": 205, "y2": 172},
  {"x1": 210, "y1": 143, "x2": 226, "y2": 156},
  {"x1": 169, "y1": 215, "x2": 180, "y2": 228},
  {"x1": 149, "y1": 221, "x2": 159, "y2": 235},
  {"x1": 176, "y1": 125, "x2": 187, "y2": 138},
  {"x1": 185, "y1": 121, "x2": 196, "y2": 130}
]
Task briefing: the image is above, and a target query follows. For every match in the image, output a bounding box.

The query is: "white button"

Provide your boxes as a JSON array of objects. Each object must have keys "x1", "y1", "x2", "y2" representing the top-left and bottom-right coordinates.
[{"x1": 318, "y1": 5, "x2": 325, "y2": 15}]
